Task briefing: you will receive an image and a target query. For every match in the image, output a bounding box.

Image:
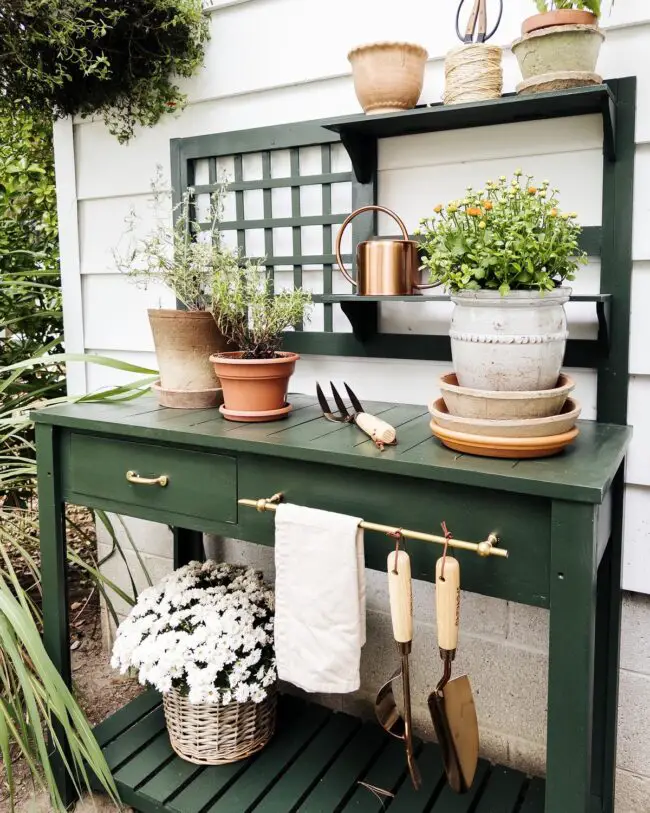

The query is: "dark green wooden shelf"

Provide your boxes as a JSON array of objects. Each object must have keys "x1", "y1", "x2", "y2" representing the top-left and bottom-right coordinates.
[
  {"x1": 312, "y1": 294, "x2": 612, "y2": 349},
  {"x1": 92, "y1": 690, "x2": 546, "y2": 813},
  {"x1": 324, "y1": 84, "x2": 617, "y2": 182}
]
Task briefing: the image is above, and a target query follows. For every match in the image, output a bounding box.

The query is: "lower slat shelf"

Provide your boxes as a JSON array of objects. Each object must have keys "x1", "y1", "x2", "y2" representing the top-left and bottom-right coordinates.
[{"x1": 92, "y1": 691, "x2": 545, "y2": 813}]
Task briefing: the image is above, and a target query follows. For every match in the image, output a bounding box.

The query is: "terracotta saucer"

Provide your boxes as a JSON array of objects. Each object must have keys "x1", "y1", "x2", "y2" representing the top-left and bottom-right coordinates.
[
  {"x1": 153, "y1": 382, "x2": 223, "y2": 409},
  {"x1": 430, "y1": 419, "x2": 579, "y2": 459},
  {"x1": 219, "y1": 403, "x2": 292, "y2": 423}
]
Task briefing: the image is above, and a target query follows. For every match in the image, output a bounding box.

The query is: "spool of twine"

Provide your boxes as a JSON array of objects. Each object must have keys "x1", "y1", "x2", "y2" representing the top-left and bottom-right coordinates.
[{"x1": 444, "y1": 43, "x2": 503, "y2": 105}]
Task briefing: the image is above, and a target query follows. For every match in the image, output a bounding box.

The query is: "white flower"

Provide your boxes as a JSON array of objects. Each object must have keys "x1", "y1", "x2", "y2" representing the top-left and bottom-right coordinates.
[{"x1": 111, "y1": 560, "x2": 276, "y2": 705}]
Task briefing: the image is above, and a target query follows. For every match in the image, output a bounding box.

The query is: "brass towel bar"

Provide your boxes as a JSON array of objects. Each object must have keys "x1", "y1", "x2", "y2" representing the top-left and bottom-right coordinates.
[{"x1": 238, "y1": 494, "x2": 508, "y2": 559}]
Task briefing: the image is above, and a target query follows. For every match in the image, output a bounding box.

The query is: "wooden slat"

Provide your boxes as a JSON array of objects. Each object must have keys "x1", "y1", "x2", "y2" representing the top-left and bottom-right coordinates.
[
  {"x1": 429, "y1": 761, "x2": 490, "y2": 812},
  {"x1": 388, "y1": 742, "x2": 446, "y2": 812},
  {"x1": 339, "y1": 738, "x2": 413, "y2": 811},
  {"x1": 166, "y1": 758, "x2": 255, "y2": 813},
  {"x1": 474, "y1": 766, "x2": 528, "y2": 812},
  {"x1": 208, "y1": 699, "x2": 330, "y2": 811},
  {"x1": 253, "y1": 713, "x2": 361, "y2": 812},
  {"x1": 519, "y1": 777, "x2": 546, "y2": 813},
  {"x1": 93, "y1": 691, "x2": 161, "y2": 747},
  {"x1": 102, "y1": 706, "x2": 166, "y2": 772},
  {"x1": 296, "y1": 722, "x2": 388, "y2": 811},
  {"x1": 113, "y1": 730, "x2": 175, "y2": 789},
  {"x1": 138, "y1": 751, "x2": 203, "y2": 807}
]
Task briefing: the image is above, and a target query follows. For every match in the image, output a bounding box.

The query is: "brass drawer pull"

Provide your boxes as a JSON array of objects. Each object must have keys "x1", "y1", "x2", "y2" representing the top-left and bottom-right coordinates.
[{"x1": 126, "y1": 470, "x2": 168, "y2": 487}]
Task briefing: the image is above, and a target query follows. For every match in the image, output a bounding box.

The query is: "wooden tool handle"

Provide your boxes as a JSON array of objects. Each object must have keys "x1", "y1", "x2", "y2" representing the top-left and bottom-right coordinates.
[
  {"x1": 356, "y1": 413, "x2": 397, "y2": 445},
  {"x1": 435, "y1": 557, "x2": 460, "y2": 652},
  {"x1": 387, "y1": 550, "x2": 413, "y2": 643},
  {"x1": 477, "y1": 0, "x2": 487, "y2": 41}
]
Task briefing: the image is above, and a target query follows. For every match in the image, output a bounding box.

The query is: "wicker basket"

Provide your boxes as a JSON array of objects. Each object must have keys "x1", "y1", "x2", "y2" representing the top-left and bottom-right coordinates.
[{"x1": 163, "y1": 685, "x2": 277, "y2": 765}]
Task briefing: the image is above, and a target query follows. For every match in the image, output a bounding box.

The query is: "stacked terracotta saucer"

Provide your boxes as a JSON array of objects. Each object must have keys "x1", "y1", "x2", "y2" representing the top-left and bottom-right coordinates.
[{"x1": 429, "y1": 373, "x2": 581, "y2": 459}]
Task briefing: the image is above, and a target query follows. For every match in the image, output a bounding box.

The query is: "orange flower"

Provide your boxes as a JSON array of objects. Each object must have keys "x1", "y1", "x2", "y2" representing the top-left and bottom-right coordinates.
[
  {"x1": 481, "y1": 200, "x2": 493, "y2": 210},
  {"x1": 433, "y1": 204, "x2": 443, "y2": 213},
  {"x1": 467, "y1": 207, "x2": 482, "y2": 217},
  {"x1": 549, "y1": 208, "x2": 558, "y2": 217},
  {"x1": 528, "y1": 187, "x2": 537, "y2": 195}
]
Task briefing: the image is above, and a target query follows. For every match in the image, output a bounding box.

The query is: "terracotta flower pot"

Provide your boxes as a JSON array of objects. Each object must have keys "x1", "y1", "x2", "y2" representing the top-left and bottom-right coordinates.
[
  {"x1": 209, "y1": 351, "x2": 299, "y2": 423},
  {"x1": 148, "y1": 309, "x2": 229, "y2": 409},
  {"x1": 348, "y1": 42, "x2": 428, "y2": 115},
  {"x1": 522, "y1": 9, "x2": 598, "y2": 35}
]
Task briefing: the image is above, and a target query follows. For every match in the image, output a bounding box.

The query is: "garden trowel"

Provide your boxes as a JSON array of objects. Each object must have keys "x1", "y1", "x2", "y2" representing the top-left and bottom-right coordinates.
[
  {"x1": 375, "y1": 548, "x2": 421, "y2": 790},
  {"x1": 427, "y1": 556, "x2": 479, "y2": 794}
]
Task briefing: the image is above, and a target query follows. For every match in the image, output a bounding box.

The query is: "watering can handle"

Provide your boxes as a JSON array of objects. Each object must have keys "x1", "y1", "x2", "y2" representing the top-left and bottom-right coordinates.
[{"x1": 335, "y1": 204, "x2": 437, "y2": 290}]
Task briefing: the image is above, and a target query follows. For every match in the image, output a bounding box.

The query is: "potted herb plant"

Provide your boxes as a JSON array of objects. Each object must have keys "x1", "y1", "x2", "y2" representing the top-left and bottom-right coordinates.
[
  {"x1": 513, "y1": 2, "x2": 610, "y2": 93},
  {"x1": 210, "y1": 258, "x2": 312, "y2": 422},
  {"x1": 417, "y1": 171, "x2": 586, "y2": 392},
  {"x1": 111, "y1": 561, "x2": 277, "y2": 765},
  {"x1": 116, "y1": 173, "x2": 231, "y2": 409}
]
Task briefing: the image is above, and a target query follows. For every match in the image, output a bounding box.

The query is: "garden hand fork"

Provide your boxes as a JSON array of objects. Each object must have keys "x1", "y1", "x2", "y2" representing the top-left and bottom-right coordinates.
[{"x1": 316, "y1": 382, "x2": 397, "y2": 450}]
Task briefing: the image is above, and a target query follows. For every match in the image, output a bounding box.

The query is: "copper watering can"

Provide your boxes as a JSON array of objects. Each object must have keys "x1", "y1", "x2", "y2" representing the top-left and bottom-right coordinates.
[{"x1": 335, "y1": 205, "x2": 438, "y2": 296}]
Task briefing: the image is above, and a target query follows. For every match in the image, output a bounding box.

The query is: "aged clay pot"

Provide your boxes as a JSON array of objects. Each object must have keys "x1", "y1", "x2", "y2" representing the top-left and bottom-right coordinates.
[
  {"x1": 209, "y1": 351, "x2": 299, "y2": 422},
  {"x1": 513, "y1": 24, "x2": 604, "y2": 93},
  {"x1": 148, "y1": 309, "x2": 229, "y2": 409},
  {"x1": 522, "y1": 9, "x2": 598, "y2": 35},
  {"x1": 348, "y1": 42, "x2": 428, "y2": 115},
  {"x1": 449, "y1": 289, "x2": 571, "y2": 392}
]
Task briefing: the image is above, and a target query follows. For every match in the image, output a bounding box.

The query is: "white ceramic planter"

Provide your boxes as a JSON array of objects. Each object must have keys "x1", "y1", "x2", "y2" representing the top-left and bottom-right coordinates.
[{"x1": 449, "y1": 288, "x2": 571, "y2": 391}]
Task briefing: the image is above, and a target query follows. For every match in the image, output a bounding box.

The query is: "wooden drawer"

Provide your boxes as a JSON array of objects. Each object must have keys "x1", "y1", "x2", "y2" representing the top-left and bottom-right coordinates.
[{"x1": 68, "y1": 434, "x2": 237, "y2": 525}]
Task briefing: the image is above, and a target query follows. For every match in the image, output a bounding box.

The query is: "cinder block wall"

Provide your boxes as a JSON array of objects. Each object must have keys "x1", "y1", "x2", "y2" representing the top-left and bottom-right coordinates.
[{"x1": 99, "y1": 524, "x2": 650, "y2": 811}]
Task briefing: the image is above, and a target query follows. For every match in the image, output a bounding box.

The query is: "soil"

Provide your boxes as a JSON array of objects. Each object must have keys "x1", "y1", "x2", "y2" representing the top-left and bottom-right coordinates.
[{"x1": 0, "y1": 505, "x2": 142, "y2": 812}]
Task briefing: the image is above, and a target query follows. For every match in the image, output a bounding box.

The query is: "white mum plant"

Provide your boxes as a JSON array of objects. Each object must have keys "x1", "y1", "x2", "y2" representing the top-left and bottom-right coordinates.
[{"x1": 111, "y1": 561, "x2": 276, "y2": 705}]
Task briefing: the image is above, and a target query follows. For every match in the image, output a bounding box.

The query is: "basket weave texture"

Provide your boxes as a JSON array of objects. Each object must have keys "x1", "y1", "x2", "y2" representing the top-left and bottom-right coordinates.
[{"x1": 163, "y1": 685, "x2": 277, "y2": 765}]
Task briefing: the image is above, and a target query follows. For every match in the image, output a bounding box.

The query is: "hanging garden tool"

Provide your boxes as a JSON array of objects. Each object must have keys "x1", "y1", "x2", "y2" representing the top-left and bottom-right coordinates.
[
  {"x1": 427, "y1": 541, "x2": 479, "y2": 793},
  {"x1": 316, "y1": 382, "x2": 397, "y2": 450},
  {"x1": 375, "y1": 546, "x2": 421, "y2": 790},
  {"x1": 445, "y1": 0, "x2": 504, "y2": 105}
]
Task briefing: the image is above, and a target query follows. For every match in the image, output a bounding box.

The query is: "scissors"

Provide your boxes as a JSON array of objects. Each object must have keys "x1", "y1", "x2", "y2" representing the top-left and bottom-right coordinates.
[{"x1": 455, "y1": 0, "x2": 503, "y2": 44}]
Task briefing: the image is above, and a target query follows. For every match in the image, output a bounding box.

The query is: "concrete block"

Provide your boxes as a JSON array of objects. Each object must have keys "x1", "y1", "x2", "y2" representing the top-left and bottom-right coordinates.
[
  {"x1": 508, "y1": 734, "x2": 546, "y2": 778},
  {"x1": 620, "y1": 592, "x2": 650, "y2": 674},
  {"x1": 507, "y1": 603, "x2": 549, "y2": 652},
  {"x1": 615, "y1": 769, "x2": 650, "y2": 813},
  {"x1": 211, "y1": 536, "x2": 276, "y2": 581},
  {"x1": 96, "y1": 514, "x2": 172, "y2": 558},
  {"x1": 617, "y1": 670, "x2": 650, "y2": 776},
  {"x1": 98, "y1": 543, "x2": 173, "y2": 617}
]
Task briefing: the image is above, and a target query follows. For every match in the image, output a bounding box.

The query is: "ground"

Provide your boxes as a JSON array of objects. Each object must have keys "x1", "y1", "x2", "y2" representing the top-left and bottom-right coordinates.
[{"x1": 0, "y1": 505, "x2": 141, "y2": 813}]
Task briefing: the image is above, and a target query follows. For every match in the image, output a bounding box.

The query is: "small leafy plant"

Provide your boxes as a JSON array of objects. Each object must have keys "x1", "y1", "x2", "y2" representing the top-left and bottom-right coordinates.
[
  {"x1": 116, "y1": 169, "x2": 223, "y2": 311},
  {"x1": 417, "y1": 171, "x2": 586, "y2": 295},
  {"x1": 0, "y1": 0, "x2": 209, "y2": 142},
  {"x1": 211, "y1": 259, "x2": 312, "y2": 359},
  {"x1": 534, "y1": 1, "x2": 607, "y2": 14}
]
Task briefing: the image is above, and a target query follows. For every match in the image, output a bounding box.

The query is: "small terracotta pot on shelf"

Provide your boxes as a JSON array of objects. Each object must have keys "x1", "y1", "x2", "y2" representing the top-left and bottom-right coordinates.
[
  {"x1": 148, "y1": 309, "x2": 229, "y2": 409},
  {"x1": 209, "y1": 351, "x2": 299, "y2": 423},
  {"x1": 348, "y1": 42, "x2": 428, "y2": 115},
  {"x1": 522, "y1": 9, "x2": 598, "y2": 35}
]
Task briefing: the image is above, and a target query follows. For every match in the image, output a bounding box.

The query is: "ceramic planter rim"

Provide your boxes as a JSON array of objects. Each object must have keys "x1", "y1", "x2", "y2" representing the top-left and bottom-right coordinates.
[
  {"x1": 347, "y1": 41, "x2": 428, "y2": 62},
  {"x1": 209, "y1": 351, "x2": 300, "y2": 364},
  {"x1": 450, "y1": 287, "x2": 571, "y2": 305},
  {"x1": 512, "y1": 24, "x2": 605, "y2": 50}
]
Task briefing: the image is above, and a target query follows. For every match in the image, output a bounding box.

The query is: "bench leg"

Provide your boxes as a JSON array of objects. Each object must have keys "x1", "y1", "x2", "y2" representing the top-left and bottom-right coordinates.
[
  {"x1": 546, "y1": 500, "x2": 599, "y2": 813},
  {"x1": 173, "y1": 527, "x2": 205, "y2": 569},
  {"x1": 37, "y1": 424, "x2": 77, "y2": 808},
  {"x1": 591, "y1": 466, "x2": 624, "y2": 813}
]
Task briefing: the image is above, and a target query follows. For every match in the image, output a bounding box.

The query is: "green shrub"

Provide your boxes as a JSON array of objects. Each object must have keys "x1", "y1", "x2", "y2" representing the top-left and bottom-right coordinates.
[{"x1": 0, "y1": 0, "x2": 209, "y2": 142}]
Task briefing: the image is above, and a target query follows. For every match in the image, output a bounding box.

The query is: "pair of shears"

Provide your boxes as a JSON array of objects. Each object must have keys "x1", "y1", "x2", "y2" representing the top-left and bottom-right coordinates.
[{"x1": 456, "y1": 0, "x2": 503, "y2": 44}]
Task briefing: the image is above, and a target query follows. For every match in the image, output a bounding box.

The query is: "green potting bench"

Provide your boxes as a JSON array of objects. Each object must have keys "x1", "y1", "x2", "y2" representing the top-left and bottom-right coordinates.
[{"x1": 34, "y1": 78, "x2": 635, "y2": 813}]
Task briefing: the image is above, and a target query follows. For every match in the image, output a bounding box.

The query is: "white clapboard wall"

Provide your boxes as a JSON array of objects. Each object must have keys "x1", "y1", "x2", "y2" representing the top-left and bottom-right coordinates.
[{"x1": 55, "y1": 0, "x2": 650, "y2": 593}]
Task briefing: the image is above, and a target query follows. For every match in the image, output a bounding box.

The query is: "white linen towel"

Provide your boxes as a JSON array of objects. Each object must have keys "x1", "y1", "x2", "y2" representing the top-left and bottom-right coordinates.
[{"x1": 274, "y1": 503, "x2": 366, "y2": 694}]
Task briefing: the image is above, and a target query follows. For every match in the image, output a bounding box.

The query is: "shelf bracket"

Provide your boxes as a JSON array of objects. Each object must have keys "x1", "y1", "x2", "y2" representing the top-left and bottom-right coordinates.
[
  {"x1": 340, "y1": 299, "x2": 378, "y2": 340},
  {"x1": 603, "y1": 93, "x2": 617, "y2": 162},
  {"x1": 597, "y1": 297, "x2": 611, "y2": 353},
  {"x1": 340, "y1": 131, "x2": 377, "y2": 184}
]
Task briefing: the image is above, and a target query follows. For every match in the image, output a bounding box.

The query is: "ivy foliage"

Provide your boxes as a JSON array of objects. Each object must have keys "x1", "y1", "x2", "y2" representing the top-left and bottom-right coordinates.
[
  {"x1": 0, "y1": 0, "x2": 209, "y2": 142},
  {"x1": 534, "y1": 0, "x2": 605, "y2": 14}
]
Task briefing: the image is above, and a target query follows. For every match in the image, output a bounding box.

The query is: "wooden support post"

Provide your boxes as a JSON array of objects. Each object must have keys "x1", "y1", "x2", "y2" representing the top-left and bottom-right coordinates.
[
  {"x1": 173, "y1": 528, "x2": 205, "y2": 569},
  {"x1": 546, "y1": 499, "x2": 599, "y2": 813}
]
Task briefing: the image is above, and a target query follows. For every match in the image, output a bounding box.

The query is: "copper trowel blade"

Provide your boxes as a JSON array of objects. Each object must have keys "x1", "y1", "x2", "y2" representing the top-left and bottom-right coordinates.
[{"x1": 441, "y1": 675, "x2": 479, "y2": 792}]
